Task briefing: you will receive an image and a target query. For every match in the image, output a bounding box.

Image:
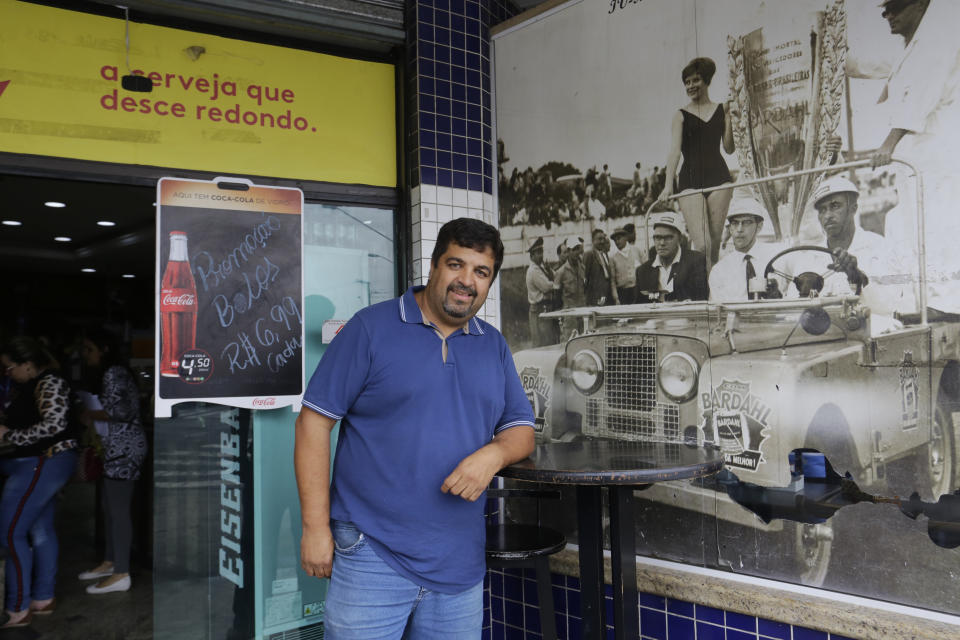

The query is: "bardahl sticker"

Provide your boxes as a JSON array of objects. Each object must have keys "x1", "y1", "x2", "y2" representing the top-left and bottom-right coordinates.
[
  {"x1": 520, "y1": 366, "x2": 551, "y2": 433},
  {"x1": 899, "y1": 351, "x2": 920, "y2": 431},
  {"x1": 701, "y1": 378, "x2": 772, "y2": 471}
]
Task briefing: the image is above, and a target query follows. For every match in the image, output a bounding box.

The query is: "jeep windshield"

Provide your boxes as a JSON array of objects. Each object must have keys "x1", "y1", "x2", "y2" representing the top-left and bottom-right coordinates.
[{"x1": 544, "y1": 296, "x2": 867, "y2": 357}]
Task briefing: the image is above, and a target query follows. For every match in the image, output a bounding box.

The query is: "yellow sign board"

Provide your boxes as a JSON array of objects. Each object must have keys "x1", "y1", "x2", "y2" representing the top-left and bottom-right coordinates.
[{"x1": 0, "y1": 1, "x2": 396, "y2": 186}]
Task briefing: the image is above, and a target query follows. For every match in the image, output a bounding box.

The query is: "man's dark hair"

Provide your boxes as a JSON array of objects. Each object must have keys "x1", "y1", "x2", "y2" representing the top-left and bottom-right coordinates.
[
  {"x1": 431, "y1": 218, "x2": 505, "y2": 279},
  {"x1": 682, "y1": 57, "x2": 717, "y2": 85}
]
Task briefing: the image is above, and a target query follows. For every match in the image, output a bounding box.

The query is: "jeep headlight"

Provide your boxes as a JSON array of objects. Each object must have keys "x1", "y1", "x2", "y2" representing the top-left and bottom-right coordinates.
[
  {"x1": 571, "y1": 349, "x2": 603, "y2": 394},
  {"x1": 658, "y1": 352, "x2": 699, "y2": 402}
]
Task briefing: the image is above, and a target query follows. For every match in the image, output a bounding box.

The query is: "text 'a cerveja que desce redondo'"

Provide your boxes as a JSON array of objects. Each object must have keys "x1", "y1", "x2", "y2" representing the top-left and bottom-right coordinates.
[{"x1": 97, "y1": 66, "x2": 317, "y2": 132}]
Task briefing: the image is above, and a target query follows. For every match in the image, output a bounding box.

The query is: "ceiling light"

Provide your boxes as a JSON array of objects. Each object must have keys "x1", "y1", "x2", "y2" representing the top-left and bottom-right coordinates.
[
  {"x1": 54, "y1": 236, "x2": 72, "y2": 242},
  {"x1": 122, "y1": 274, "x2": 136, "y2": 278},
  {"x1": 81, "y1": 268, "x2": 96, "y2": 273},
  {"x1": 2, "y1": 220, "x2": 22, "y2": 226},
  {"x1": 363, "y1": 220, "x2": 373, "y2": 224},
  {"x1": 44, "y1": 201, "x2": 66, "y2": 208},
  {"x1": 97, "y1": 220, "x2": 116, "y2": 227}
]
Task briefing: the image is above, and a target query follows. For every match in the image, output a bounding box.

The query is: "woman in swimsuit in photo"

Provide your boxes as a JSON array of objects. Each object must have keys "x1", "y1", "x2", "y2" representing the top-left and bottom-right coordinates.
[{"x1": 658, "y1": 57, "x2": 734, "y2": 265}]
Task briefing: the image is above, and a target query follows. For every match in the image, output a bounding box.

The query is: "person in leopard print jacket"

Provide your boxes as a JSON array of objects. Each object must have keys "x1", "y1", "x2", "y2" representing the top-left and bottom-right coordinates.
[{"x1": 0, "y1": 337, "x2": 80, "y2": 628}]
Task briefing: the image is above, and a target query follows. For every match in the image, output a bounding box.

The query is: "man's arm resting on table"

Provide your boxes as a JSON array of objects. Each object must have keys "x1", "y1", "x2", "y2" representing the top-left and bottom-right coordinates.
[
  {"x1": 294, "y1": 407, "x2": 337, "y2": 578},
  {"x1": 441, "y1": 425, "x2": 536, "y2": 502}
]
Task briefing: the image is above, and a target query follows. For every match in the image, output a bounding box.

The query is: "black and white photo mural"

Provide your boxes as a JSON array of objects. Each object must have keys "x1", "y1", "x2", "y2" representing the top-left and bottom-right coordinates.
[{"x1": 493, "y1": 0, "x2": 960, "y2": 614}]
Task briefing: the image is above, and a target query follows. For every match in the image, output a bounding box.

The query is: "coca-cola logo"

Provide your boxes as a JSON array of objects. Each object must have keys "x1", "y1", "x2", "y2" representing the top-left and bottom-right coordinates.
[
  {"x1": 252, "y1": 397, "x2": 276, "y2": 407},
  {"x1": 162, "y1": 293, "x2": 196, "y2": 306}
]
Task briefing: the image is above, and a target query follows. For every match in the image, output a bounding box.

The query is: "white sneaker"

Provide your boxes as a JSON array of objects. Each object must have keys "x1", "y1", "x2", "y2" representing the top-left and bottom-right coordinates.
[
  {"x1": 86, "y1": 576, "x2": 131, "y2": 594},
  {"x1": 78, "y1": 568, "x2": 113, "y2": 580}
]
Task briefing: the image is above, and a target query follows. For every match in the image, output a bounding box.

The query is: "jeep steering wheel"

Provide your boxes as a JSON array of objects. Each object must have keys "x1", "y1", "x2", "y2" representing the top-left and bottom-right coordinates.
[{"x1": 763, "y1": 245, "x2": 841, "y2": 298}]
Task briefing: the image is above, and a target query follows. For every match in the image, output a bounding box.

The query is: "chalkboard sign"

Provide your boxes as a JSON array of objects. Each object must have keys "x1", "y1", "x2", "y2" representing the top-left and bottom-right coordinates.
[{"x1": 155, "y1": 177, "x2": 303, "y2": 417}]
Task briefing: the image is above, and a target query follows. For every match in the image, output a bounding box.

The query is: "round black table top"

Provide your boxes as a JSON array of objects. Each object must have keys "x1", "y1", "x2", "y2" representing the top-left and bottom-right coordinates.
[{"x1": 498, "y1": 438, "x2": 724, "y2": 485}]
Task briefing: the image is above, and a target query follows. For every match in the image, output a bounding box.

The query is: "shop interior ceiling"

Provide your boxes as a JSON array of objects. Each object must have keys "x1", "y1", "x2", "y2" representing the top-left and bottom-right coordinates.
[{"x1": 0, "y1": 174, "x2": 155, "y2": 280}]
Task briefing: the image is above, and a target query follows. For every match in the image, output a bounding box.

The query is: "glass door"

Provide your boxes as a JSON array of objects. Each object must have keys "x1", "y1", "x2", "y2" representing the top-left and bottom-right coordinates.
[{"x1": 253, "y1": 203, "x2": 397, "y2": 638}]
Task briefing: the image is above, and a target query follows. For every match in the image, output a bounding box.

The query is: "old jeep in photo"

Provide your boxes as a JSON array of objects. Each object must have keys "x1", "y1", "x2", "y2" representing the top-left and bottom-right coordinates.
[{"x1": 513, "y1": 168, "x2": 960, "y2": 587}]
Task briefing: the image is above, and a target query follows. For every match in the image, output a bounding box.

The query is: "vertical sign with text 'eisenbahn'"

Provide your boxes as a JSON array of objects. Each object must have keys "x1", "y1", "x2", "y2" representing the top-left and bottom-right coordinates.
[{"x1": 155, "y1": 177, "x2": 303, "y2": 417}]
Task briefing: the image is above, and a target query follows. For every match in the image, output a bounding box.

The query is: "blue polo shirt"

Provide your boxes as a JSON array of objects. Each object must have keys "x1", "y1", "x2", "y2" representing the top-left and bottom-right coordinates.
[{"x1": 302, "y1": 286, "x2": 535, "y2": 593}]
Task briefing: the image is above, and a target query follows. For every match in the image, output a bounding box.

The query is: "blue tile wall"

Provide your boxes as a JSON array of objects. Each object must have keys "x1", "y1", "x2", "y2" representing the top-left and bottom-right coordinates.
[
  {"x1": 793, "y1": 628, "x2": 829, "y2": 640},
  {"x1": 407, "y1": 0, "x2": 521, "y2": 194},
  {"x1": 758, "y1": 617, "x2": 792, "y2": 640},
  {"x1": 484, "y1": 567, "x2": 861, "y2": 640}
]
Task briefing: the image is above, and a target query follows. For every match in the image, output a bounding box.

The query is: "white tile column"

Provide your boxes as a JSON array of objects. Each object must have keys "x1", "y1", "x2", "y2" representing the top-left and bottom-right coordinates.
[{"x1": 410, "y1": 184, "x2": 501, "y2": 329}]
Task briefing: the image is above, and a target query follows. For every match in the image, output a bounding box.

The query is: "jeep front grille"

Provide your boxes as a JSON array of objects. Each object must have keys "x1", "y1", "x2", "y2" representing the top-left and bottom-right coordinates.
[
  {"x1": 582, "y1": 336, "x2": 680, "y2": 442},
  {"x1": 605, "y1": 338, "x2": 658, "y2": 411}
]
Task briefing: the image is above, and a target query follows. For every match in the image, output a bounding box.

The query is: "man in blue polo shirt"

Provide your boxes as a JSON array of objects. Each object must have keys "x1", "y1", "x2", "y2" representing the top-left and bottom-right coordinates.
[{"x1": 295, "y1": 218, "x2": 535, "y2": 639}]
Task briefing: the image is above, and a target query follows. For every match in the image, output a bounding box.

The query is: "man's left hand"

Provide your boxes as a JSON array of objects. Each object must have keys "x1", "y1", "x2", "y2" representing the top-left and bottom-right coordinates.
[
  {"x1": 442, "y1": 426, "x2": 534, "y2": 502},
  {"x1": 872, "y1": 128, "x2": 908, "y2": 169},
  {"x1": 871, "y1": 147, "x2": 893, "y2": 170},
  {"x1": 830, "y1": 248, "x2": 868, "y2": 288},
  {"x1": 441, "y1": 448, "x2": 500, "y2": 502}
]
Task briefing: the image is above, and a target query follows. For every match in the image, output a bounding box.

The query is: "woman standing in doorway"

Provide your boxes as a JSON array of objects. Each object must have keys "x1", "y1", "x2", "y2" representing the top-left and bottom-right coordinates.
[
  {"x1": 658, "y1": 57, "x2": 735, "y2": 265},
  {"x1": 0, "y1": 337, "x2": 79, "y2": 628},
  {"x1": 76, "y1": 328, "x2": 148, "y2": 595}
]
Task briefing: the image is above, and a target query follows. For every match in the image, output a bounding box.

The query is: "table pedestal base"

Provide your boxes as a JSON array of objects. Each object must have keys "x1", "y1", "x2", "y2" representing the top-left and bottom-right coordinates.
[
  {"x1": 577, "y1": 485, "x2": 646, "y2": 640},
  {"x1": 497, "y1": 440, "x2": 723, "y2": 639}
]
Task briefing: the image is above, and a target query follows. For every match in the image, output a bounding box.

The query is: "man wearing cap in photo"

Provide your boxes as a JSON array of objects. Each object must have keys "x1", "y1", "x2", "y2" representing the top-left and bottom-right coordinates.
[
  {"x1": 869, "y1": 0, "x2": 960, "y2": 314},
  {"x1": 635, "y1": 211, "x2": 708, "y2": 303},
  {"x1": 871, "y1": 0, "x2": 953, "y2": 172},
  {"x1": 708, "y1": 198, "x2": 785, "y2": 302},
  {"x1": 584, "y1": 228, "x2": 620, "y2": 306},
  {"x1": 525, "y1": 236, "x2": 559, "y2": 347},
  {"x1": 555, "y1": 236, "x2": 586, "y2": 339},
  {"x1": 609, "y1": 226, "x2": 637, "y2": 305},
  {"x1": 793, "y1": 176, "x2": 915, "y2": 322}
]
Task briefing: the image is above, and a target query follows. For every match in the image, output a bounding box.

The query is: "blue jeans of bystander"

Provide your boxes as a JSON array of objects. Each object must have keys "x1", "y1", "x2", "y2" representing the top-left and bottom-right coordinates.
[
  {"x1": 324, "y1": 520, "x2": 483, "y2": 640},
  {"x1": 0, "y1": 449, "x2": 78, "y2": 612}
]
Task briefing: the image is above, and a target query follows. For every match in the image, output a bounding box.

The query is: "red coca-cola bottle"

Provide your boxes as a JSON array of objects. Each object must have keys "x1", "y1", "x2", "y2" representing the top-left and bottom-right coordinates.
[{"x1": 160, "y1": 231, "x2": 198, "y2": 377}]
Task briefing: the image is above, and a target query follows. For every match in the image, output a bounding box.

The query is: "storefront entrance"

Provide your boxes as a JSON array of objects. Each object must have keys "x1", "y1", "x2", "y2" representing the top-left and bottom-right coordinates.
[
  {"x1": 0, "y1": 172, "x2": 398, "y2": 639},
  {"x1": 1, "y1": 1, "x2": 400, "y2": 634}
]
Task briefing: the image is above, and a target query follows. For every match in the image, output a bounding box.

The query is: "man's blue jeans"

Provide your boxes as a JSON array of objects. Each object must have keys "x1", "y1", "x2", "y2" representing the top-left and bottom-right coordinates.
[{"x1": 324, "y1": 520, "x2": 483, "y2": 640}]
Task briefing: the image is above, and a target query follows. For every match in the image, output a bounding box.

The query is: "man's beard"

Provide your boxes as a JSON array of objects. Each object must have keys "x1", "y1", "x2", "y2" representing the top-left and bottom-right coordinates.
[{"x1": 442, "y1": 283, "x2": 477, "y2": 318}]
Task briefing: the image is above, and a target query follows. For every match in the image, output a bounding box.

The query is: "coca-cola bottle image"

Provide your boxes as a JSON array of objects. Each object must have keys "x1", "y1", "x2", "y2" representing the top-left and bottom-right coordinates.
[{"x1": 160, "y1": 231, "x2": 198, "y2": 377}]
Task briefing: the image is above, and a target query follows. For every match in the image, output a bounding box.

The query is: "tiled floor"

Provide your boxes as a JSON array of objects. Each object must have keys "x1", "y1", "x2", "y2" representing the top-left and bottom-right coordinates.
[{"x1": 1, "y1": 481, "x2": 152, "y2": 640}]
